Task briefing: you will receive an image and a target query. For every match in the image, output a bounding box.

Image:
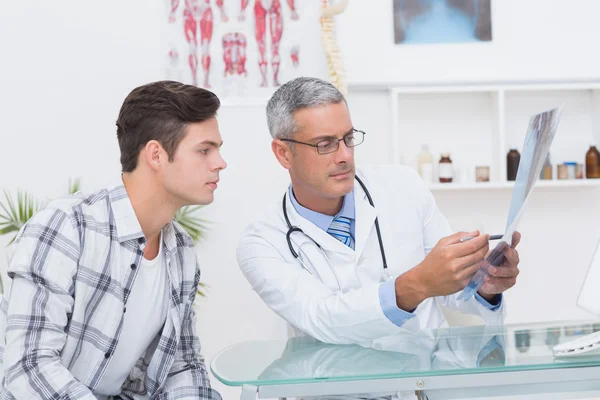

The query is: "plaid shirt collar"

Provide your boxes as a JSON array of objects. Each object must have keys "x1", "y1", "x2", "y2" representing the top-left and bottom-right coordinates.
[{"x1": 109, "y1": 184, "x2": 178, "y2": 255}]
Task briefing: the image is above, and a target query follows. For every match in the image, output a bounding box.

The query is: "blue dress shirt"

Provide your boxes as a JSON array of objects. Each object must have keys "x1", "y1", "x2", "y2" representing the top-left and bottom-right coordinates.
[{"x1": 288, "y1": 185, "x2": 501, "y2": 327}]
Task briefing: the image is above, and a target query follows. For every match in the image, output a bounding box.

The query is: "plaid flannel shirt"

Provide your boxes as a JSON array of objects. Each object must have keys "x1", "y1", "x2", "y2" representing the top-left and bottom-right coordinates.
[{"x1": 0, "y1": 185, "x2": 221, "y2": 400}]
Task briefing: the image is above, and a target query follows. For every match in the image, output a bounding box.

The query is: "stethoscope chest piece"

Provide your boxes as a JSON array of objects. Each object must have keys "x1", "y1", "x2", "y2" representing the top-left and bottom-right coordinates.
[{"x1": 381, "y1": 272, "x2": 394, "y2": 283}]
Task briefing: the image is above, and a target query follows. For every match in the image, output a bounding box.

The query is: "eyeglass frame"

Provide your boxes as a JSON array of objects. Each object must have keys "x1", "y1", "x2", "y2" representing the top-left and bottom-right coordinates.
[{"x1": 279, "y1": 129, "x2": 366, "y2": 155}]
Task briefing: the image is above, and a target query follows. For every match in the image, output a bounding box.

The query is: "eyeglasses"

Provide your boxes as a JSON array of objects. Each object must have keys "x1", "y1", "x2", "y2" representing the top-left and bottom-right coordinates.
[{"x1": 280, "y1": 129, "x2": 366, "y2": 155}]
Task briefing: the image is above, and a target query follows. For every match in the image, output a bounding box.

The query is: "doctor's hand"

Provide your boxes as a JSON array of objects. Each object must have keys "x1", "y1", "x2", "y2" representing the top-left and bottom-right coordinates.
[
  {"x1": 477, "y1": 231, "x2": 521, "y2": 300},
  {"x1": 395, "y1": 231, "x2": 489, "y2": 311}
]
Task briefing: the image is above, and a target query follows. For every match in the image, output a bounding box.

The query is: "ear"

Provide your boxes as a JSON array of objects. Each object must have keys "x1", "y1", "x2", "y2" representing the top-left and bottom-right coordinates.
[
  {"x1": 143, "y1": 140, "x2": 165, "y2": 171},
  {"x1": 272, "y1": 139, "x2": 293, "y2": 170}
]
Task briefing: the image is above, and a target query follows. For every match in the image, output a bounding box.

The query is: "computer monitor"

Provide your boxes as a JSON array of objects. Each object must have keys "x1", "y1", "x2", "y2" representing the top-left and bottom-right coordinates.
[{"x1": 577, "y1": 234, "x2": 600, "y2": 316}]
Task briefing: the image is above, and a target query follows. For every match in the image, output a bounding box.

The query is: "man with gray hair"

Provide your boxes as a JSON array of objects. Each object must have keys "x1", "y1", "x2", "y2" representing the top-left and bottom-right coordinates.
[{"x1": 237, "y1": 76, "x2": 521, "y2": 346}]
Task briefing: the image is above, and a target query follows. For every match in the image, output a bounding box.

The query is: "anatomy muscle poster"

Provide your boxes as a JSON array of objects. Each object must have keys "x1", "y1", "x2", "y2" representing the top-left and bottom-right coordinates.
[{"x1": 163, "y1": 0, "x2": 321, "y2": 100}]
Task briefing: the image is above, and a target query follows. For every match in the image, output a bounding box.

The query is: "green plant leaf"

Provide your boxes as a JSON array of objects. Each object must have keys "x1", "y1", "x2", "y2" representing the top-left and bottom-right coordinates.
[
  {"x1": 0, "y1": 189, "x2": 39, "y2": 245},
  {"x1": 4, "y1": 190, "x2": 18, "y2": 224},
  {"x1": 174, "y1": 205, "x2": 211, "y2": 244},
  {"x1": 0, "y1": 192, "x2": 14, "y2": 221},
  {"x1": 18, "y1": 191, "x2": 24, "y2": 223},
  {"x1": 174, "y1": 206, "x2": 212, "y2": 302},
  {"x1": 0, "y1": 225, "x2": 20, "y2": 235},
  {"x1": 197, "y1": 281, "x2": 209, "y2": 297},
  {"x1": 68, "y1": 178, "x2": 81, "y2": 194}
]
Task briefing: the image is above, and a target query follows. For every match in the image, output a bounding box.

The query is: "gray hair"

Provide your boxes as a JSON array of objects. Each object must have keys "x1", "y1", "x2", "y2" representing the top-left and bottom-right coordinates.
[{"x1": 266, "y1": 77, "x2": 346, "y2": 140}]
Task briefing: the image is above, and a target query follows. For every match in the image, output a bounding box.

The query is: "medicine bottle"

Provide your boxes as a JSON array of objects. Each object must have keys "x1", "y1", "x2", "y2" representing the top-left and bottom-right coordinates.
[
  {"x1": 586, "y1": 145, "x2": 600, "y2": 179},
  {"x1": 438, "y1": 153, "x2": 453, "y2": 183},
  {"x1": 507, "y1": 149, "x2": 520, "y2": 181},
  {"x1": 417, "y1": 144, "x2": 434, "y2": 184}
]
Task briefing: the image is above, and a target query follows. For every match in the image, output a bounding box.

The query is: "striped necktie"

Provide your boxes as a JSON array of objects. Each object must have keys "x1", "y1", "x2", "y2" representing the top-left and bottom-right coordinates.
[{"x1": 327, "y1": 215, "x2": 354, "y2": 249}]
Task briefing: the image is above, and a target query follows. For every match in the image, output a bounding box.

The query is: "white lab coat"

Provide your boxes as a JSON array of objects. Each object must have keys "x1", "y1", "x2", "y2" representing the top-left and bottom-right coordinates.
[{"x1": 237, "y1": 165, "x2": 505, "y2": 347}]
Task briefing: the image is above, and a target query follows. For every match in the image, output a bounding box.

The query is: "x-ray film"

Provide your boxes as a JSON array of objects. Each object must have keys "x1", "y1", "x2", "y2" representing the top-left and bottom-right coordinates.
[{"x1": 459, "y1": 105, "x2": 564, "y2": 301}]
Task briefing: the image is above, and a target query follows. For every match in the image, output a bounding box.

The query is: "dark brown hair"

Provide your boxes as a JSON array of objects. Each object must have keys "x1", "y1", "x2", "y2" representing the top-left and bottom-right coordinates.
[{"x1": 116, "y1": 80, "x2": 220, "y2": 172}]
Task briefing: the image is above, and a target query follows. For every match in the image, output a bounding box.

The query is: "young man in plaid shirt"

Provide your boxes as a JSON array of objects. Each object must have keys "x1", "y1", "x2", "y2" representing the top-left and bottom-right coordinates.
[{"x1": 0, "y1": 81, "x2": 226, "y2": 399}]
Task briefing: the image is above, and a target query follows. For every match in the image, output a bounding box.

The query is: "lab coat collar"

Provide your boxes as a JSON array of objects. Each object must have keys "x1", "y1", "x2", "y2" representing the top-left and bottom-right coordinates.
[
  {"x1": 288, "y1": 185, "x2": 355, "y2": 231},
  {"x1": 283, "y1": 181, "x2": 377, "y2": 258},
  {"x1": 284, "y1": 190, "x2": 354, "y2": 255}
]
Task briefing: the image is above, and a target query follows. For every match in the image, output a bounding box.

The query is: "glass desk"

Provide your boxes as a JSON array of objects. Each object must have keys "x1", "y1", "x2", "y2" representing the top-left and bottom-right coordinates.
[{"x1": 211, "y1": 320, "x2": 600, "y2": 399}]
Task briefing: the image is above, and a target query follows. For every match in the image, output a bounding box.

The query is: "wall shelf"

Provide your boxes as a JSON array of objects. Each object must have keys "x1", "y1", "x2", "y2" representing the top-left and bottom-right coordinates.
[
  {"x1": 388, "y1": 81, "x2": 600, "y2": 187},
  {"x1": 427, "y1": 179, "x2": 600, "y2": 192}
]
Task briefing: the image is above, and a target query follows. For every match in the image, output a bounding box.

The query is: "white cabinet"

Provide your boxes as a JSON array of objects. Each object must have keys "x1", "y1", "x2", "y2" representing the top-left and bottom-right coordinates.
[{"x1": 382, "y1": 82, "x2": 600, "y2": 191}]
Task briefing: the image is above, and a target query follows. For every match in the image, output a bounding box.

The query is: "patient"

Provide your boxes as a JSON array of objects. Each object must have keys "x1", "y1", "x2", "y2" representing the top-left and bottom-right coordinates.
[{"x1": 0, "y1": 81, "x2": 225, "y2": 399}]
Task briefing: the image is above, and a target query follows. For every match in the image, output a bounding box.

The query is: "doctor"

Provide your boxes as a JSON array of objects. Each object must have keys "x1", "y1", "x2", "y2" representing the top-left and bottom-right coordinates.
[{"x1": 237, "y1": 77, "x2": 521, "y2": 345}]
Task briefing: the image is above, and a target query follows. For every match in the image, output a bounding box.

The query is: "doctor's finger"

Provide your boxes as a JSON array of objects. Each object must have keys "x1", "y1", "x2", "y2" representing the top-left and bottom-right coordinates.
[
  {"x1": 483, "y1": 275, "x2": 517, "y2": 292},
  {"x1": 454, "y1": 248, "x2": 488, "y2": 272},
  {"x1": 511, "y1": 231, "x2": 522, "y2": 249},
  {"x1": 441, "y1": 231, "x2": 481, "y2": 246},
  {"x1": 457, "y1": 261, "x2": 483, "y2": 281},
  {"x1": 502, "y1": 247, "x2": 519, "y2": 266},
  {"x1": 453, "y1": 236, "x2": 489, "y2": 260},
  {"x1": 444, "y1": 235, "x2": 489, "y2": 260},
  {"x1": 487, "y1": 265, "x2": 519, "y2": 278}
]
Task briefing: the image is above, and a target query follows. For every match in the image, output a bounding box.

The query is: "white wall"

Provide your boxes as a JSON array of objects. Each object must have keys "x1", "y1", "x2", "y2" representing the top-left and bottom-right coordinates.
[
  {"x1": 338, "y1": 0, "x2": 600, "y2": 86},
  {"x1": 2, "y1": 1, "x2": 600, "y2": 399},
  {"x1": 0, "y1": 0, "x2": 164, "y2": 192},
  {"x1": 0, "y1": 0, "x2": 164, "y2": 298}
]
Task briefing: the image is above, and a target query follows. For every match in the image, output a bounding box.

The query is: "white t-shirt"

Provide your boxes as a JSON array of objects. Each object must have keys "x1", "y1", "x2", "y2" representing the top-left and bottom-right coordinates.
[{"x1": 95, "y1": 233, "x2": 169, "y2": 398}]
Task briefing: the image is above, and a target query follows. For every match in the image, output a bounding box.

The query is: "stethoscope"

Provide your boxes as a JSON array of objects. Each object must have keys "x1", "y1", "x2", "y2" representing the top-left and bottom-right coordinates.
[{"x1": 282, "y1": 175, "x2": 391, "y2": 291}]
